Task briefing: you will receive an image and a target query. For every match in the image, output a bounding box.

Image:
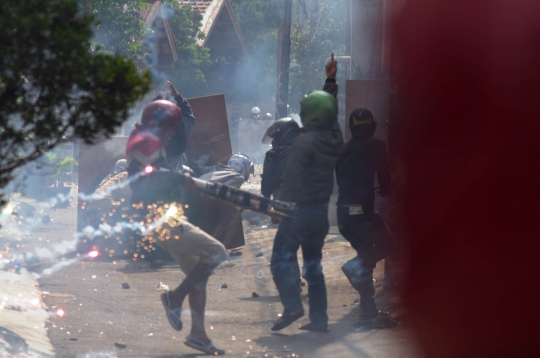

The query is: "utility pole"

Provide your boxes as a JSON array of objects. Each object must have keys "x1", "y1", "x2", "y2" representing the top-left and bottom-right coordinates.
[
  {"x1": 275, "y1": 0, "x2": 293, "y2": 120},
  {"x1": 308, "y1": 0, "x2": 319, "y2": 90}
]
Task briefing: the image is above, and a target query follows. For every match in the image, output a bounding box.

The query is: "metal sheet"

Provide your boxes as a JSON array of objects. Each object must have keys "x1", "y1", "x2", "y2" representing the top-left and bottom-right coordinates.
[
  {"x1": 77, "y1": 137, "x2": 130, "y2": 251},
  {"x1": 78, "y1": 138, "x2": 128, "y2": 196},
  {"x1": 185, "y1": 94, "x2": 233, "y2": 165},
  {"x1": 186, "y1": 93, "x2": 244, "y2": 248}
]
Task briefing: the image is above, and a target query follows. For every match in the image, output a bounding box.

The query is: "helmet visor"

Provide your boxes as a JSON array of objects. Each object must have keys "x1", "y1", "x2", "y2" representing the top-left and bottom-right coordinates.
[{"x1": 262, "y1": 124, "x2": 277, "y2": 144}]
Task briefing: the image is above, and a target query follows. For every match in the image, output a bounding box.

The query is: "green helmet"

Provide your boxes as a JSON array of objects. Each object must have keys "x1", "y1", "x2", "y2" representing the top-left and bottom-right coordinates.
[{"x1": 299, "y1": 91, "x2": 337, "y2": 127}]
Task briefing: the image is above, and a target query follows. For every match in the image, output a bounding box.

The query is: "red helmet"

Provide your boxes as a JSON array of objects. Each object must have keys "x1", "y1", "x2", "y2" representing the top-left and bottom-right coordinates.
[
  {"x1": 141, "y1": 100, "x2": 183, "y2": 131},
  {"x1": 125, "y1": 130, "x2": 165, "y2": 166}
]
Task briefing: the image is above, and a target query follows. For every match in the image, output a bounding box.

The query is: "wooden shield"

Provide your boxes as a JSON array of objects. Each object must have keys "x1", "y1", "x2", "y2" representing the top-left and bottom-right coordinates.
[
  {"x1": 187, "y1": 94, "x2": 244, "y2": 249},
  {"x1": 185, "y1": 94, "x2": 233, "y2": 165}
]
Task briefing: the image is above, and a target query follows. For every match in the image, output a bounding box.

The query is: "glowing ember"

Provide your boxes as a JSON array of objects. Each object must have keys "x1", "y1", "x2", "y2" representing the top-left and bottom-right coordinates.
[
  {"x1": 87, "y1": 250, "x2": 99, "y2": 258},
  {"x1": 144, "y1": 165, "x2": 154, "y2": 174},
  {"x1": 56, "y1": 309, "x2": 65, "y2": 317},
  {"x1": 165, "y1": 205, "x2": 178, "y2": 217}
]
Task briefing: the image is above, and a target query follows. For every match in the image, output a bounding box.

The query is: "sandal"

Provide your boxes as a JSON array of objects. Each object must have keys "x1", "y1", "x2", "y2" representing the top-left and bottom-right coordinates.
[
  {"x1": 271, "y1": 310, "x2": 304, "y2": 331},
  {"x1": 161, "y1": 292, "x2": 182, "y2": 331},
  {"x1": 184, "y1": 335, "x2": 225, "y2": 355},
  {"x1": 228, "y1": 250, "x2": 242, "y2": 257}
]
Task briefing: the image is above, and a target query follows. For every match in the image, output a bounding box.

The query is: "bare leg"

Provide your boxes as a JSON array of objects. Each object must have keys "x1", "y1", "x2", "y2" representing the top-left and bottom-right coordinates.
[
  {"x1": 188, "y1": 277, "x2": 210, "y2": 343},
  {"x1": 168, "y1": 261, "x2": 215, "y2": 309}
]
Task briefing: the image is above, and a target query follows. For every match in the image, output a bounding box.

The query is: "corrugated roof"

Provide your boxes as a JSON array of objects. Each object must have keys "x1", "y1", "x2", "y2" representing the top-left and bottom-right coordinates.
[
  {"x1": 178, "y1": 0, "x2": 213, "y2": 15},
  {"x1": 178, "y1": 0, "x2": 246, "y2": 54},
  {"x1": 139, "y1": 0, "x2": 246, "y2": 58},
  {"x1": 140, "y1": 1, "x2": 162, "y2": 27},
  {"x1": 139, "y1": 1, "x2": 179, "y2": 67}
]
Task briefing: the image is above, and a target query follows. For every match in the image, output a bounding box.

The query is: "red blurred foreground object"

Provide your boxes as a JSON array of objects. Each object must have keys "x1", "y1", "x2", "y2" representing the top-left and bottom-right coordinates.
[{"x1": 394, "y1": 1, "x2": 540, "y2": 357}]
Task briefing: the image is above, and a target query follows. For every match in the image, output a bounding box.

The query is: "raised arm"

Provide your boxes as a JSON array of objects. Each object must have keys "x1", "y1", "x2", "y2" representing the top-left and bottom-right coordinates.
[
  {"x1": 166, "y1": 80, "x2": 196, "y2": 138},
  {"x1": 322, "y1": 53, "x2": 343, "y2": 136},
  {"x1": 322, "y1": 53, "x2": 338, "y2": 99}
]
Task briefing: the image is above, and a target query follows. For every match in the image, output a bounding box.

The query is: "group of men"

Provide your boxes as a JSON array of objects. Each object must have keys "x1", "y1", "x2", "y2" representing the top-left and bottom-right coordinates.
[
  {"x1": 85, "y1": 80, "x2": 253, "y2": 262},
  {"x1": 122, "y1": 54, "x2": 395, "y2": 355}
]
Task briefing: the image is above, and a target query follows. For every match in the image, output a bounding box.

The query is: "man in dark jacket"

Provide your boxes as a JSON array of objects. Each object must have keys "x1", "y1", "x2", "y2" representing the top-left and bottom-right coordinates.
[
  {"x1": 270, "y1": 54, "x2": 344, "y2": 332},
  {"x1": 261, "y1": 117, "x2": 301, "y2": 199},
  {"x1": 261, "y1": 118, "x2": 304, "y2": 291},
  {"x1": 335, "y1": 108, "x2": 395, "y2": 328}
]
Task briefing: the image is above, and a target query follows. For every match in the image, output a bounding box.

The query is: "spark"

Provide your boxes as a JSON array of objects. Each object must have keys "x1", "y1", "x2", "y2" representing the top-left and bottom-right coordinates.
[
  {"x1": 165, "y1": 205, "x2": 178, "y2": 217},
  {"x1": 144, "y1": 165, "x2": 154, "y2": 174},
  {"x1": 56, "y1": 309, "x2": 65, "y2": 317},
  {"x1": 87, "y1": 250, "x2": 99, "y2": 258},
  {"x1": 30, "y1": 298, "x2": 40, "y2": 306}
]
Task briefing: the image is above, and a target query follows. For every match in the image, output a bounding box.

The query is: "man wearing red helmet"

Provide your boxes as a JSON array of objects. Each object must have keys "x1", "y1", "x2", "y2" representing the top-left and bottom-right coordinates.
[
  {"x1": 126, "y1": 100, "x2": 227, "y2": 356},
  {"x1": 151, "y1": 80, "x2": 197, "y2": 172}
]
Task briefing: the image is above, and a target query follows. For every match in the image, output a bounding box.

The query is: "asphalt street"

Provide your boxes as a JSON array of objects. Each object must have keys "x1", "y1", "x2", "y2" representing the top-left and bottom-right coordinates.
[{"x1": 1, "y1": 194, "x2": 420, "y2": 358}]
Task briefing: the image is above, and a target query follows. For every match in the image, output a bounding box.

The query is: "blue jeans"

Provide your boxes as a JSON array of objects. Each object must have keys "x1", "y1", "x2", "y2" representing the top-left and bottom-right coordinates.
[
  {"x1": 271, "y1": 204, "x2": 329, "y2": 326},
  {"x1": 337, "y1": 207, "x2": 395, "y2": 316}
]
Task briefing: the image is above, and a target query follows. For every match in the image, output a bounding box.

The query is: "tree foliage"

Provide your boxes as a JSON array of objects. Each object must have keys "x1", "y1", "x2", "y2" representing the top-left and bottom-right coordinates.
[
  {"x1": 231, "y1": 0, "x2": 347, "y2": 110},
  {"x1": 230, "y1": 0, "x2": 280, "y2": 103},
  {"x1": 163, "y1": 0, "x2": 213, "y2": 97},
  {"x1": 0, "y1": 0, "x2": 151, "y2": 205},
  {"x1": 289, "y1": 0, "x2": 348, "y2": 112},
  {"x1": 79, "y1": 0, "x2": 212, "y2": 96},
  {"x1": 88, "y1": 0, "x2": 150, "y2": 60}
]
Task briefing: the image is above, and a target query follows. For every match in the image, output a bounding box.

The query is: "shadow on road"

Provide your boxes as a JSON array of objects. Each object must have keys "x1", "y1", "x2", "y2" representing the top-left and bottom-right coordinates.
[
  {"x1": 237, "y1": 295, "x2": 281, "y2": 303},
  {"x1": 253, "y1": 307, "x2": 372, "y2": 358}
]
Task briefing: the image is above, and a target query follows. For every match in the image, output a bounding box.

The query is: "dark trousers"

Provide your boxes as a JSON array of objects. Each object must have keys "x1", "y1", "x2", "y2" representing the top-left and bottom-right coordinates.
[
  {"x1": 337, "y1": 207, "x2": 394, "y2": 316},
  {"x1": 271, "y1": 204, "x2": 329, "y2": 326}
]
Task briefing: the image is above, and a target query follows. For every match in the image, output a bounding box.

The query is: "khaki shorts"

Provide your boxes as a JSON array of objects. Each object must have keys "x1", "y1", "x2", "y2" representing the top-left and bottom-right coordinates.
[{"x1": 151, "y1": 217, "x2": 227, "y2": 274}]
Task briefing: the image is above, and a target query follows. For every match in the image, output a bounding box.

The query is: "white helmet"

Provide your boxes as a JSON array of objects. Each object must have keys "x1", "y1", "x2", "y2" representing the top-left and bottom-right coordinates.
[
  {"x1": 227, "y1": 153, "x2": 254, "y2": 181},
  {"x1": 251, "y1": 107, "x2": 261, "y2": 115},
  {"x1": 114, "y1": 159, "x2": 128, "y2": 172}
]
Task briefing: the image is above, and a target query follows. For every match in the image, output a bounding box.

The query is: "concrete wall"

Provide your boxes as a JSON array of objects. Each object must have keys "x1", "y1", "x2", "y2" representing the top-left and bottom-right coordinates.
[{"x1": 350, "y1": 0, "x2": 387, "y2": 79}]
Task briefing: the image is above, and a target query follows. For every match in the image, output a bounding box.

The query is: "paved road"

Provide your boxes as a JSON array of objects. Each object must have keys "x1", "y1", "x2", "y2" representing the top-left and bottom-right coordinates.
[{"x1": 1, "y1": 196, "x2": 420, "y2": 358}]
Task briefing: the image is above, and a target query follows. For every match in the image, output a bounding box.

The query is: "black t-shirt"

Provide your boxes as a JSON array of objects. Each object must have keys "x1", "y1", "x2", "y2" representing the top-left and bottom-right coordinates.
[{"x1": 335, "y1": 136, "x2": 391, "y2": 212}]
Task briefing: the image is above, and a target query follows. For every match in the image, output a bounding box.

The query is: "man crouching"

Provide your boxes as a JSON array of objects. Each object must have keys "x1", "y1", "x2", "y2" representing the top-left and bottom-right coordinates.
[{"x1": 126, "y1": 100, "x2": 227, "y2": 355}]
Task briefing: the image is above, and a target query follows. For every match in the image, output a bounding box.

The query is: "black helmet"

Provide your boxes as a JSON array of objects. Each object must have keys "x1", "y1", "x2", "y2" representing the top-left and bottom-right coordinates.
[
  {"x1": 262, "y1": 117, "x2": 300, "y2": 144},
  {"x1": 349, "y1": 108, "x2": 377, "y2": 137}
]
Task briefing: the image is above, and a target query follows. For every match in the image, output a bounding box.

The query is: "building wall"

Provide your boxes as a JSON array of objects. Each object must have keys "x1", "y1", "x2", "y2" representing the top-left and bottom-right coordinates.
[{"x1": 350, "y1": 0, "x2": 387, "y2": 79}]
